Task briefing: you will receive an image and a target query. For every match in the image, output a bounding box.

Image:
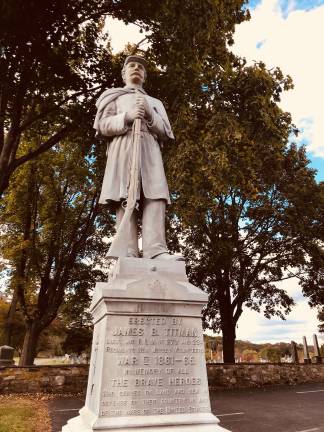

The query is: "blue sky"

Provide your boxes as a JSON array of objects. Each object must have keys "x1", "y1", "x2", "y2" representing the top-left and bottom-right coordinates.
[
  {"x1": 247, "y1": 0, "x2": 324, "y2": 12},
  {"x1": 311, "y1": 155, "x2": 324, "y2": 181}
]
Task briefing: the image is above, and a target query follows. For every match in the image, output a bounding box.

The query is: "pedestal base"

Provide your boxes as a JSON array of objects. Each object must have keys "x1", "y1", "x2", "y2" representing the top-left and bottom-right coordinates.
[
  {"x1": 61, "y1": 258, "x2": 231, "y2": 432},
  {"x1": 63, "y1": 411, "x2": 230, "y2": 432}
]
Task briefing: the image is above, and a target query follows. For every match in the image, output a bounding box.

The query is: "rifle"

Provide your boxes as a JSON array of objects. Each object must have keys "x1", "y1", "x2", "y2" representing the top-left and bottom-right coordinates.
[{"x1": 107, "y1": 116, "x2": 141, "y2": 258}]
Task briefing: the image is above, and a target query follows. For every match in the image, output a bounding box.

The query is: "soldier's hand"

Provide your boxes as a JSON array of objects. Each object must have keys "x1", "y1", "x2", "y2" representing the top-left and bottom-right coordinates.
[
  {"x1": 125, "y1": 105, "x2": 145, "y2": 123},
  {"x1": 136, "y1": 95, "x2": 152, "y2": 122}
]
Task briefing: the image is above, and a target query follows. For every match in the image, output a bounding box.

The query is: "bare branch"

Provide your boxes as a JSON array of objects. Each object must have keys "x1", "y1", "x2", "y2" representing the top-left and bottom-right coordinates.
[
  {"x1": 12, "y1": 125, "x2": 73, "y2": 169},
  {"x1": 19, "y1": 85, "x2": 103, "y2": 133}
]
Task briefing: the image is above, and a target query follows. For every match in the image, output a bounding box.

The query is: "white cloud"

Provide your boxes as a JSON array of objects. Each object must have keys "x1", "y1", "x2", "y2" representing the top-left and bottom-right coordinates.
[
  {"x1": 237, "y1": 278, "x2": 324, "y2": 344},
  {"x1": 232, "y1": 0, "x2": 324, "y2": 157},
  {"x1": 236, "y1": 299, "x2": 321, "y2": 345},
  {"x1": 208, "y1": 277, "x2": 323, "y2": 345}
]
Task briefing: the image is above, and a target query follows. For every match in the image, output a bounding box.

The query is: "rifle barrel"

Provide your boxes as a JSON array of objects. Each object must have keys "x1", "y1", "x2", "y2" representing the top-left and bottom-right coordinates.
[{"x1": 107, "y1": 117, "x2": 141, "y2": 258}]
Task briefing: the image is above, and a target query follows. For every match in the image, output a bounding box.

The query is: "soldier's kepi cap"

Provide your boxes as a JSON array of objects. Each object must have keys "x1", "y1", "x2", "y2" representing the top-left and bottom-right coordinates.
[{"x1": 123, "y1": 55, "x2": 147, "y2": 69}]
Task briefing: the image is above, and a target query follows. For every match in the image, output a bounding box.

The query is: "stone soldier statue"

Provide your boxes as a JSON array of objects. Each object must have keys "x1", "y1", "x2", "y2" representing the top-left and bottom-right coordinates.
[{"x1": 94, "y1": 55, "x2": 183, "y2": 261}]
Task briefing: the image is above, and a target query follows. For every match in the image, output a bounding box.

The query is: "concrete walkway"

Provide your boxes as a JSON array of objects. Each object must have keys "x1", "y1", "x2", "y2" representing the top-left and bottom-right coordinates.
[{"x1": 49, "y1": 382, "x2": 324, "y2": 432}]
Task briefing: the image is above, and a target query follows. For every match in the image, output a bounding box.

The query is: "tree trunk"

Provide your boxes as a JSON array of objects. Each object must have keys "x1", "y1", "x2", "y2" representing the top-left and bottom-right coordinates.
[
  {"x1": 5, "y1": 286, "x2": 18, "y2": 346},
  {"x1": 19, "y1": 322, "x2": 41, "y2": 366},
  {"x1": 221, "y1": 320, "x2": 236, "y2": 364},
  {"x1": 218, "y1": 286, "x2": 237, "y2": 364},
  {"x1": 0, "y1": 169, "x2": 11, "y2": 199}
]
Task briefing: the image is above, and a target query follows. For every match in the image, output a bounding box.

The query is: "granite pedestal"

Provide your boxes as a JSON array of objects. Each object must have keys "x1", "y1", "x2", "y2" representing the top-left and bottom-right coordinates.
[{"x1": 62, "y1": 258, "x2": 230, "y2": 432}]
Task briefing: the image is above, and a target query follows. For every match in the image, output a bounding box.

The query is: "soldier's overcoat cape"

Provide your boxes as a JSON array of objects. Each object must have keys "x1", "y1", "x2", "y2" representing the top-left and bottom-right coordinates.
[{"x1": 94, "y1": 86, "x2": 174, "y2": 204}]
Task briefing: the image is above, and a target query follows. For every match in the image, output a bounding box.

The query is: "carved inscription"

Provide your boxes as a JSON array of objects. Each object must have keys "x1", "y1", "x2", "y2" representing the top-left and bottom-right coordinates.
[{"x1": 100, "y1": 315, "x2": 210, "y2": 417}]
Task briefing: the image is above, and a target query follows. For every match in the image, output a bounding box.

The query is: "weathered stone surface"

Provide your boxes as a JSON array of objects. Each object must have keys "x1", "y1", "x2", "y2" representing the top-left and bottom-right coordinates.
[
  {"x1": 3, "y1": 375, "x2": 16, "y2": 381},
  {"x1": 0, "y1": 345, "x2": 15, "y2": 366},
  {"x1": 313, "y1": 334, "x2": 322, "y2": 364},
  {"x1": 62, "y1": 257, "x2": 228, "y2": 432},
  {"x1": 207, "y1": 363, "x2": 324, "y2": 389},
  {"x1": 290, "y1": 341, "x2": 299, "y2": 364},
  {"x1": 0, "y1": 362, "x2": 324, "y2": 394},
  {"x1": 55, "y1": 375, "x2": 66, "y2": 386},
  {"x1": 0, "y1": 365, "x2": 89, "y2": 394},
  {"x1": 303, "y1": 336, "x2": 311, "y2": 364}
]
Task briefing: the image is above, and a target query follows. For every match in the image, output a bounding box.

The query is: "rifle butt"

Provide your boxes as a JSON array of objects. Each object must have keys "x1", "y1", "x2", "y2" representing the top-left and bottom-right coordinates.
[{"x1": 107, "y1": 209, "x2": 133, "y2": 258}]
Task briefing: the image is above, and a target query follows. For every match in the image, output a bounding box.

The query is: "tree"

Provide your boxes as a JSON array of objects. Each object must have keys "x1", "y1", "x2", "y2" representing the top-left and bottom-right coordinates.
[
  {"x1": 259, "y1": 347, "x2": 281, "y2": 363},
  {"x1": 0, "y1": 0, "x2": 250, "y2": 197},
  {"x1": 241, "y1": 349, "x2": 258, "y2": 363},
  {"x1": 0, "y1": 0, "x2": 255, "y2": 365},
  {"x1": 204, "y1": 335, "x2": 221, "y2": 362},
  {"x1": 0, "y1": 0, "x2": 117, "y2": 197},
  {"x1": 62, "y1": 328, "x2": 92, "y2": 356},
  {"x1": 167, "y1": 59, "x2": 323, "y2": 363},
  {"x1": 60, "y1": 265, "x2": 94, "y2": 356},
  {"x1": 36, "y1": 318, "x2": 67, "y2": 357},
  {"x1": 6, "y1": 0, "x2": 318, "y2": 367},
  {"x1": 318, "y1": 308, "x2": 324, "y2": 333},
  {"x1": 296, "y1": 183, "x2": 324, "y2": 333},
  {"x1": 0, "y1": 297, "x2": 25, "y2": 351},
  {"x1": 0, "y1": 131, "x2": 113, "y2": 365},
  {"x1": 299, "y1": 193, "x2": 324, "y2": 315},
  {"x1": 0, "y1": 297, "x2": 10, "y2": 345}
]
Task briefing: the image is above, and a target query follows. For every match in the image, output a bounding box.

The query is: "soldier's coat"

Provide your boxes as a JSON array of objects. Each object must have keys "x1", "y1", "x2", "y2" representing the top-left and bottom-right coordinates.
[{"x1": 94, "y1": 86, "x2": 174, "y2": 205}]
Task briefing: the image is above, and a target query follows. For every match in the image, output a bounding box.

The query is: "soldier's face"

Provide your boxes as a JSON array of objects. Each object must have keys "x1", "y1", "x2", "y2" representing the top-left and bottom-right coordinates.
[{"x1": 124, "y1": 62, "x2": 145, "y2": 86}]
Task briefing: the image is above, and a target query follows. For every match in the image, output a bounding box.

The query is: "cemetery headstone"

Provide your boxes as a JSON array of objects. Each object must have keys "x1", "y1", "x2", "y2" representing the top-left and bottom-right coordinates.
[
  {"x1": 302, "y1": 336, "x2": 311, "y2": 364},
  {"x1": 312, "y1": 334, "x2": 322, "y2": 364},
  {"x1": 290, "y1": 341, "x2": 299, "y2": 364},
  {"x1": 0, "y1": 345, "x2": 15, "y2": 366}
]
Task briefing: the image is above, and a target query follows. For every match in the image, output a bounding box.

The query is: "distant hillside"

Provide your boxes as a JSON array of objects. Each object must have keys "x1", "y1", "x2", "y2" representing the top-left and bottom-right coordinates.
[{"x1": 203, "y1": 334, "x2": 323, "y2": 362}]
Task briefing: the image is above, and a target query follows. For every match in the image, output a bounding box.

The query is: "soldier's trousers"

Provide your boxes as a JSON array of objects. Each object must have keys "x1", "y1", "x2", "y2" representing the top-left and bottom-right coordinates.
[{"x1": 116, "y1": 198, "x2": 168, "y2": 259}]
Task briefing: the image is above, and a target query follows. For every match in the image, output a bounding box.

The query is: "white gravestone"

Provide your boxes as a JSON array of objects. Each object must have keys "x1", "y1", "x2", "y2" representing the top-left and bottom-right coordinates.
[{"x1": 62, "y1": 258, "x2": 230, "y2": 432}]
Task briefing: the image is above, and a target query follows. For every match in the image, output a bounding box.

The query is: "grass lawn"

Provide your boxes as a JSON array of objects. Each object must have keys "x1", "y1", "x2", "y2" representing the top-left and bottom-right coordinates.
[{"x1": 0, "y1": 396, "x2": 51, "y2": 432}]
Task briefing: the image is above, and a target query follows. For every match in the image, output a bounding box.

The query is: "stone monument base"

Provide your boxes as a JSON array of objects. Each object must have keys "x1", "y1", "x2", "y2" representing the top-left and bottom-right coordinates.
[
  {"x1": 62, "y1": 258, "x2": 230, "y2": 432},
  {"x1": 63, "y1": 408, "x2": 228, "y2": 432}
]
